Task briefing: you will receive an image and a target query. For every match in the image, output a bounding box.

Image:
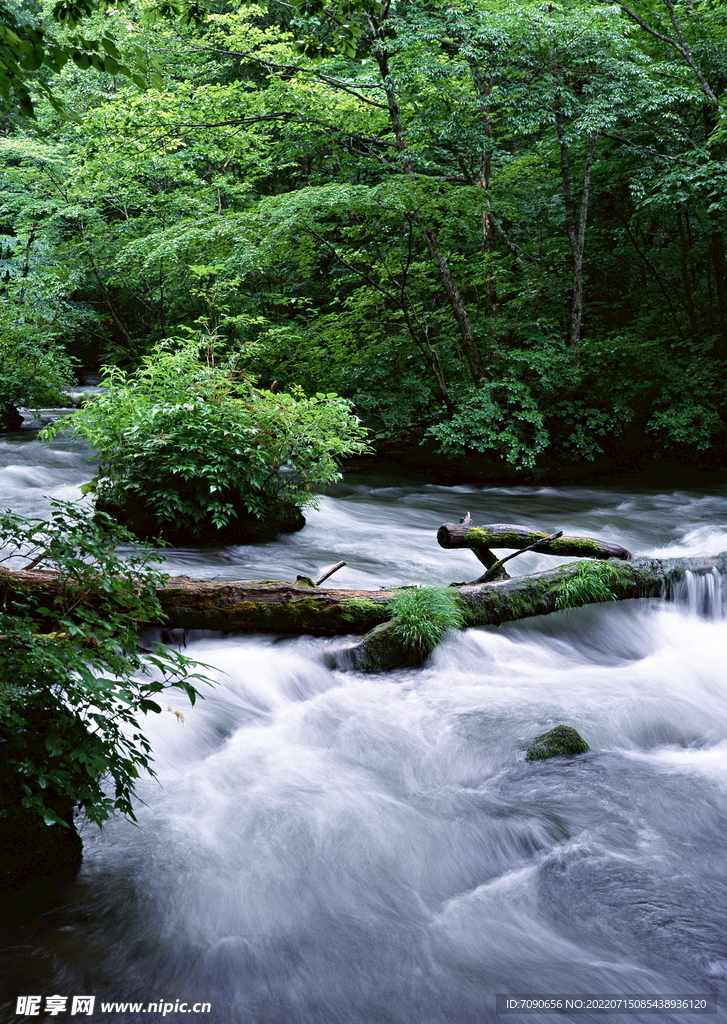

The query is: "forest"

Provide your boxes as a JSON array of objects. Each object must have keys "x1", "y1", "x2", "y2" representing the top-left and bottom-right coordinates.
[{"x1": 3, "y1": 0, "x2": 727, "y2": 477}]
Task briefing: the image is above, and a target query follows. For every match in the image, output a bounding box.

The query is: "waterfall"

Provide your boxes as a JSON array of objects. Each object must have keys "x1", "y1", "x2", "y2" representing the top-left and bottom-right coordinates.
[{"x1": 673, "y1": 567, "x2": 726, "y2": 619}]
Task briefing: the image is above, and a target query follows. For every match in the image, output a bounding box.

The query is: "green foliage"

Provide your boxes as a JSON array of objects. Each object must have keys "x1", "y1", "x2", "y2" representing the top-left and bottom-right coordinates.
[
  {"x1": 426, "y1": 381, "x2": 550, "y2": 469},
  {"x1": 3, "y1": 0, "x2": 727, "y2": 472},
  {"x1": 42, "y1": 340, "x2": 370, "y2": 539},
  {"x1": 0, "y1": 337, "x2": 76, "y2": 424},
  {"x1": 0, "y1": 136, "x2": 106, "y2": 375},
  {"x1": 389, "y1": 587, "x2": 465, "y2": 659},
  {"x1": 554, "y1": 561, "x2": 622, "y2": 611},
  {"x1": 0, "y1": 0, "x2": 171, "y2": 117},
  {"x1": 0, "y1": 501, "x2": 207, "y2": 830}
]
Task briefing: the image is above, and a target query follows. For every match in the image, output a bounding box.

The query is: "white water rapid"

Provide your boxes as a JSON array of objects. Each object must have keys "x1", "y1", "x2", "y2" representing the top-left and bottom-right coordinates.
[{"x1": 2, "y1": 412, "x2": 727, "y2": 1023}]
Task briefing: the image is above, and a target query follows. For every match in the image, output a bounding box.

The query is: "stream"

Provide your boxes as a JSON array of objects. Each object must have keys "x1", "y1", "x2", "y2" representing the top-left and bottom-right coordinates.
[{"x1": 2, "y1": 409, "x2": 727, "y2": 1023}]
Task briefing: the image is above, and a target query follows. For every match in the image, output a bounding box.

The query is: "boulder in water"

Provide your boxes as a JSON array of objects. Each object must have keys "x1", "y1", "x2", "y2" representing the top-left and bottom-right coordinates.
[
  {"x1": 344, "y1": 620, "x2": 422, "y2": 672},
  {"x1": 526, "y1": 724, "x2": 589, "y2": 761}
]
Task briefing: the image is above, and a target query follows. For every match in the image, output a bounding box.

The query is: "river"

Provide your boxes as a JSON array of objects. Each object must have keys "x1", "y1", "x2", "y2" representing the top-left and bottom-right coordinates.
[{"x1": 1, "y1": 409, "x2": 727, "y2": 1023}]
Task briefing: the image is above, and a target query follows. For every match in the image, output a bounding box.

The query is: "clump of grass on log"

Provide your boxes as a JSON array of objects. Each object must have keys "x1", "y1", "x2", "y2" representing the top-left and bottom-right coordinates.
[
  {"x1": 389, "y1": 587, "x2": 465, "y2": 658},
  {"x1": 554, "y1": 560, "x2": 622, "y2": 611}
]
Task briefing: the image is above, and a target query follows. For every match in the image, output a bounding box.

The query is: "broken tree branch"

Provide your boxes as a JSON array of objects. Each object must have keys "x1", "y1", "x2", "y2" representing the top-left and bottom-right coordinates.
[
  {"x1": 315, "y1": 561, "x2": 347, "y2": 586},
  {"x1": 478, "y1": 531, "x2": 563, "y2": 583}
]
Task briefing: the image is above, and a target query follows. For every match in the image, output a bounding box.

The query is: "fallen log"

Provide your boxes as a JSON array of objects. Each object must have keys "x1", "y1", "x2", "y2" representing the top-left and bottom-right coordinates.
[
  {"x1": 343, "y1": 553, "x2": 727, "y2": 670},
  {"x1": 1, "y1": 553, "x2": 723, "y2": 641},
  {"x1": 437, "y1": 522, "x2": 632, "y2": 560},
  {"x1": 456, "y1": 553, "x2": 725, "y2": 626},
  {"x1": 472, "y1": 530, "x2": 563, "y2": 584},
  {"x1": 0, "y1": 567, "x2": 394, "y2": 636}
]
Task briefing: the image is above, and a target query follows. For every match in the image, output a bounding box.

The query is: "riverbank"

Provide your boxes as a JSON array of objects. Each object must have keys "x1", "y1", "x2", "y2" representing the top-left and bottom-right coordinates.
[
  {"x1": 351, "y1": 435, "x2": 727, "y2": 489},
  {"x1": 9, "y1": 386, "x2": 727, "y2": 494}
]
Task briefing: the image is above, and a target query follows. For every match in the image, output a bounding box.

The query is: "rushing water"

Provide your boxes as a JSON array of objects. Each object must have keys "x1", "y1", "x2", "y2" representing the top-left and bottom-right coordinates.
[{"x1": 2, "y1": 413, "x2": 727, "y2": 1024}]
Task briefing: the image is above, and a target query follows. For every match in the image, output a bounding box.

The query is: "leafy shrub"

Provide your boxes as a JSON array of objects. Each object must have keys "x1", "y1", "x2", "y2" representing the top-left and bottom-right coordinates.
[
  {"x1": 423, "y1": 334, "x2": 725, "y2": 471},
  {"x1": 390, "y1": 587, "x2": 465, "y2": 659},
  {"x1": 0, "y1": 501, "x2": 207, "y2": 833},
  {"x1": 426, "y1": 380, "x2": 549, "y2": 469},
  {"x1": 43, "y1": 342, "x2": 370, "y2": 542}
]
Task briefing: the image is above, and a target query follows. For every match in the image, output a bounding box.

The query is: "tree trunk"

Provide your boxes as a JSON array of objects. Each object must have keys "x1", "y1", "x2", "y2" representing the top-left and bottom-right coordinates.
[
  {"x1": 555, "y1": 107, "x2": 595, "y2": 351},
  {"x1": 373, "y1": 42, "x2": 487, "y2": 383},
  {"x1": 308, "y1": 226, "x2": 452, "y2": 410},
  {"x1": 466, "y1": 56, "x2": 498, "y2": 317},
  {"x1": 0, "y1": 567, "x2": 393, "y2": 635},
  {"x1": 709, "y1": 221, "x2": 727, "y2": 359},
  {"x1": 456, "y1": 553, "x2": 720, "y2": 626},
  {"x1": 345, "y1": 552, "x2": 726, "y2": 670},
  {"x1": 76, "y1": 226, "x2": 136, "y2": 352}
]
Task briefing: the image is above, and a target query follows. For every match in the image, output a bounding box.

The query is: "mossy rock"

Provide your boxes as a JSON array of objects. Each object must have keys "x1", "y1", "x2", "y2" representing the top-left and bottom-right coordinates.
[
  {"x1": 346, "y1": 620, "x2": 423, "y2": 672},
  {"x1": 526, "y1": 724, "x2": 590, "y2": 761},
  {"x1": 95, "y1": 491, "x2": 305, "y2": 545}
]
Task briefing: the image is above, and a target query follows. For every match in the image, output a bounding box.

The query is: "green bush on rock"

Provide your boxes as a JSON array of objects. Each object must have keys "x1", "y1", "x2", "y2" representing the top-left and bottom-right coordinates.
[
  {"x1": 344, "y1": 588, "x2": 465, "y2": 672},
  {"x1": 43, "y1": 342, "x2": 370, "y2": 543}
]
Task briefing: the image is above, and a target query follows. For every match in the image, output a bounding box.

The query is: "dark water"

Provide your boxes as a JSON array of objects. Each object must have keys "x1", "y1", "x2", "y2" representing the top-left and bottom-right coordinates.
[{"x1": 2, "y1": 413, "x2": 727, "y2": 1023}]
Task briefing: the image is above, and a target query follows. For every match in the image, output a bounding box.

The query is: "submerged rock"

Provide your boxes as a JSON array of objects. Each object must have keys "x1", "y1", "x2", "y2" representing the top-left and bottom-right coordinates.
[
  {"x1": 343, "y1": 620, "x2": 422, "y2": 673},
  {"x1": 526, "y1": 724, "x2": 590, "y2": 761}
]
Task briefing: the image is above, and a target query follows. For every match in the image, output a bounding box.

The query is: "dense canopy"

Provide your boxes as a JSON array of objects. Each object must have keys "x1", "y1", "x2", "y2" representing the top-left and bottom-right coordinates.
[{"x1": 2, "y1": 0, "x2": 727, "y2": 472}]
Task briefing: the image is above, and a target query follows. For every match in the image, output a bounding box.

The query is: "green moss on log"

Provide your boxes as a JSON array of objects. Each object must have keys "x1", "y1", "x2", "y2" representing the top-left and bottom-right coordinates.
[
  {"x1": 157, "y1": 581, "x2": 393, "y2": 635},
  {"x1": 466, "y1": 526, "x2": 519, "y2": 547},
  {"x1": 459, "y1": 574, "x2": 553, "y2": 627},
  {"x1": 466, "y1": 527, "x2": 610, "y2": 556},
  {"x1": 526, "y1": 725, "x2": 590, "y2": 761},
  {"x1": 456, "y1": 555, "x2": 708, "y2": 630},
  {"x1": 552, "y1": 560, "x2": 620, "y2": 609},
  {"x1": 549, "y1": 536, "x2": 606, "y2": 555},
  {"x1": 339, "y1": 598, "x2": 389, "y2": 625}
]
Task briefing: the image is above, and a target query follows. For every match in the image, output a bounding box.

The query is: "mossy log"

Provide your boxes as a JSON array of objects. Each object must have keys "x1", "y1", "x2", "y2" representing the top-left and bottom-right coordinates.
[
  {"x1": 0, "y1": 553, "x2": 724, "y2": 640},
  {"x1": 455, "y1": 553, "x2": 723, "y2": 628},
  {"x1": 0, "y1": 567, "x2": 394, "y2": 635},
  {"x1": 437, "y1": 521, "x2": 632, "y2": 560}
]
